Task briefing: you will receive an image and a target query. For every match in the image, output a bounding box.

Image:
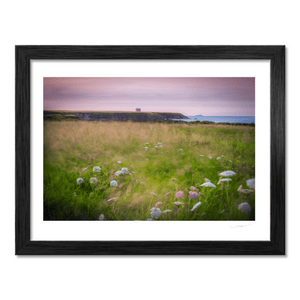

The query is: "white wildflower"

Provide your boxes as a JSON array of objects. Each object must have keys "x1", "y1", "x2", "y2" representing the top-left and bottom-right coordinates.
[
  {"x1": 110, "y1": 180, "x2": 118, "y2": 187},
  {"x1": 77, "y1": 178, "x2": 84, "y2": 184},
  {"x1": 93, "y1": 166, "x2": 101, "y2": 172},
  {"x1": 191, "y1": 202, "x2": 202, "y2": 211},
  {"x1": 219, "y1": 170, "x2": 236, "y2": 177},
  {"x1": 150, "y1": 207, "x2": 161, "y2": 219},
  {"x1": 216, "y1": 157, "x2": 220, "y2": 160},
  {"x1": 179, "y1": 148, "x2": 183, "y2": 151},
  {"x1": 246, "y1": 178, "x2": 255, "y2": 189},
  {"x1": 90, "y1": 177, "x2": 98, "y2": 184},
  {"x1": 217, "y1": 178, "x2": 232, "y2": 184},
  {"x1": 200, "y1": 182, "x2": 216, "y2": 188},
  {"x1": 107, "y1": 197, "x2": 117, "y2": 202},
  {"x1": 115, "y1": 171, "x2": 122, "y2": 176},
  {"x1": 238, "y1": 202, "x2": 251, "y2": 213},
  {"x1": 121, "y1": 167, "x2": 129, "y2": 174}
]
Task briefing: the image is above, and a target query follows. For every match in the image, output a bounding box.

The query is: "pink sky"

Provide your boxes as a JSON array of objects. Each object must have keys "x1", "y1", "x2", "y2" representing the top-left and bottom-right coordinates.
[{"x1": 43, "y1": 77, "x2": 255, "y2": 116}]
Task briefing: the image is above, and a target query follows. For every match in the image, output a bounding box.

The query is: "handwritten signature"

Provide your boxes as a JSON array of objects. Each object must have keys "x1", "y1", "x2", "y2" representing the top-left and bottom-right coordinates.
[{"x1": 230, "y1": 224, "x2": 253, "y2": 228}]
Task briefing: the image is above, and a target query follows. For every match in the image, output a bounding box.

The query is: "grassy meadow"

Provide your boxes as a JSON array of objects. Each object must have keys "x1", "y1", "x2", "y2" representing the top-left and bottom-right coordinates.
[{"x1": 43, "y1": 121, "x2": 255, "y2": 221}]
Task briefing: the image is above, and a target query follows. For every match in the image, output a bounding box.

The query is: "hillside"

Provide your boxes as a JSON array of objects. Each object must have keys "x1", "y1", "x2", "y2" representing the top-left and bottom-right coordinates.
[{"x1": 44, "y1": 111, "x2": 189, "y2": 122}]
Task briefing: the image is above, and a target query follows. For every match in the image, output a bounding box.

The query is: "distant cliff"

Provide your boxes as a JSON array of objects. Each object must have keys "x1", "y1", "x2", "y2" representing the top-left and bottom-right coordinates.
[{"x1": 44, "y1": 111, "x2": 189, "y2": 122}]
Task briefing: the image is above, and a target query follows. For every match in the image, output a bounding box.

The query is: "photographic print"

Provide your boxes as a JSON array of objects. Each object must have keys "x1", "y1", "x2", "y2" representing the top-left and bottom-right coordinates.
[
  {"x1": 43, "y1": 77, "x2": 255, "y2": 222},
  {"x1": 16, "y1": 45, "x2": 284, "y2": 254}
]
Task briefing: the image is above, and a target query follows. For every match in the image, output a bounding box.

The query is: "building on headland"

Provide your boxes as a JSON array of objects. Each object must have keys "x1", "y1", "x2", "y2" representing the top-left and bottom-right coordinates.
[{"x1": 136, "y1": 108, "x2": 141, "y2": 112}]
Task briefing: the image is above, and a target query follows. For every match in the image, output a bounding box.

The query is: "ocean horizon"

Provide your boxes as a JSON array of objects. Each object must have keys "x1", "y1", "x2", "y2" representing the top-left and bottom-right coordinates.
[{"x1": 173, "y1": 116, "x2": 255, "y2": 124}]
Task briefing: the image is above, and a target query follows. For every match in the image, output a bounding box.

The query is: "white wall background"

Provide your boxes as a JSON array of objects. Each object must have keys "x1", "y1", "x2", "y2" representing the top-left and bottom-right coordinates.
[{"x1": 0, "y1": 1, "x2": 298, "y2": 300}]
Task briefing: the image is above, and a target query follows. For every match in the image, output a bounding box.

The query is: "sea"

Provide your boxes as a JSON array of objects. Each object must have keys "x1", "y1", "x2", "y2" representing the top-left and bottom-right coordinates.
[{"x1": 172, "y1": 116, "x2": 255, "y2": 124}]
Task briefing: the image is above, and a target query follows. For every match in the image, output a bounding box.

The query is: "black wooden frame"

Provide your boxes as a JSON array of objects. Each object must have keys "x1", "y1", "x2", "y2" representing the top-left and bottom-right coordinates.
[{"x1": 15, "y1": 46, "x2": 285, "y2": 255}]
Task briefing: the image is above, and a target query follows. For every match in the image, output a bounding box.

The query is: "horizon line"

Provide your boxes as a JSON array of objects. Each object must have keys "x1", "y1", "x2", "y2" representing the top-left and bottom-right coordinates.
[{"x1": 43, "y1": 109, "x2": 254, "y2": 116}]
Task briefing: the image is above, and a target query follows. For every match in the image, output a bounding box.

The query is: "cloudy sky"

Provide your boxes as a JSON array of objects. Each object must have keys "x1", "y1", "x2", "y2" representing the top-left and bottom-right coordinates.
[{"x1": 44, "y1": 77, "x2": 255, "y2": 116}]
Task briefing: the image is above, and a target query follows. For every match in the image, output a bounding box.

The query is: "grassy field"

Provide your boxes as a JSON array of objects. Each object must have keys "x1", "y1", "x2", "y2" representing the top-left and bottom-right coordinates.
[{"x1": 43, "y1": 121, "x2": 255, "y2": 221}]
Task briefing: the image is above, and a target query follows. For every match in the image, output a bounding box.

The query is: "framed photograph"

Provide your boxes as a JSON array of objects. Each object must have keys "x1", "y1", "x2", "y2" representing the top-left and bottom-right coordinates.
[{"x1": 15, "y1": 46, "x2": 285, "y2": 255}]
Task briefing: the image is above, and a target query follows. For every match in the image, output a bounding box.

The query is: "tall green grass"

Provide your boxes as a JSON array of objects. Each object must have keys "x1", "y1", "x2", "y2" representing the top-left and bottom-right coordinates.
[{"x1": 44, "y1": 121, "x2": 255, "y2": 221}]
